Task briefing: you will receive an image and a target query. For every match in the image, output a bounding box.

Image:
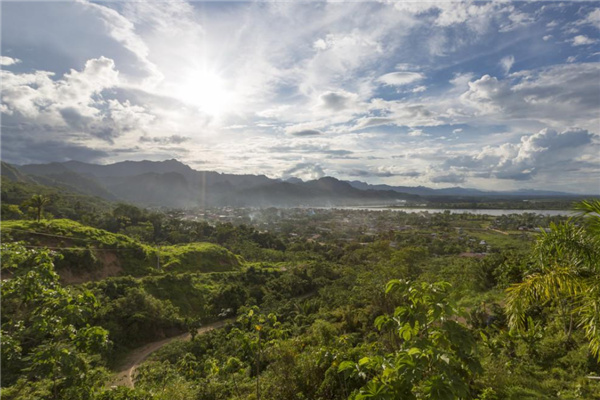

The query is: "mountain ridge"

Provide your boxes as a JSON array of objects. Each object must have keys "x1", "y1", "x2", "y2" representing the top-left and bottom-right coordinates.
[
  {"x1": 5, "y1": 160, "x2": 418, "y2": 208},
  {"x1": 3, "y1": 159, "x2": 588, "y2": 209}
]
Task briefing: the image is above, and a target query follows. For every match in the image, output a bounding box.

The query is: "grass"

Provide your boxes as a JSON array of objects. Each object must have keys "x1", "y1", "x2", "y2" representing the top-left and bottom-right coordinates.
[
  {"x1": 464, "y1": 228, "x2": 532, "y2": 251},
  {"x1": 159, "y1": 243, "x2": 243, "y2": 273}
]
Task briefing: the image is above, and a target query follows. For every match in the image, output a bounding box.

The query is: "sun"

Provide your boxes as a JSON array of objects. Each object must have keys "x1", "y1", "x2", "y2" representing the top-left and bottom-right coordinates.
[{"x1": 178, "y1": 70, "x2": 232, "y2": 116}]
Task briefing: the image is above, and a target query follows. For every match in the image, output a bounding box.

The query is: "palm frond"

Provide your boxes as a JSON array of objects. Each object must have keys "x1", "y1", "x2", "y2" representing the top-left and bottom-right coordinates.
[
  {"x1": 533, "y1": 222, "x2": 600, "y2": 273},
  {"x1": 506, "y1": 265, "x2": 583, "y2": 330},
  {"x1": 574, "y1": 199, "x2": 600, "y2": 238},
  {"x1": 576, "y1": 282, "x2": 600, "y2": 360}
]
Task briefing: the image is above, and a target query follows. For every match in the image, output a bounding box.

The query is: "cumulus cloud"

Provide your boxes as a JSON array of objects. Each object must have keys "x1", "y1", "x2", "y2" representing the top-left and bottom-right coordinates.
[
  {"x1": 0, "y1": 56, "x2": 20, "y2": 66},
  {"x1": 1, "y1": 57, "x2": 119, "y2": 120},
  {"x1": 1, "y1": 1, "x2": 598, "y2": 192},
  {"x1": 408, "y1": 129, "x2": 426, "y2": 137},
  {"x1": 572, "y1": 35, "x2": 598, "y2": 46},
  {"x1": 1, "y1": 57, "x2": 157, "y2": 144},
  {"x1": 281, "y1": 162, "x2": 325, "y2": 181},
  {"x1": 443, "y1": 128, "x2": 596, "y2": 181},
  {"x1": 319, "y1": 90, "x2": 358, "y2": 111},
  {"x1": 459, "y1": 63, "x2": 600, "y2": 130}
]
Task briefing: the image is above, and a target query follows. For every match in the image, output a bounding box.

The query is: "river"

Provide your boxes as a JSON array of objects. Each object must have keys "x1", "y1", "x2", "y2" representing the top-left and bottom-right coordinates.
[{"x1": 334, "y1": 206, "x2": 575, "y2": 216}]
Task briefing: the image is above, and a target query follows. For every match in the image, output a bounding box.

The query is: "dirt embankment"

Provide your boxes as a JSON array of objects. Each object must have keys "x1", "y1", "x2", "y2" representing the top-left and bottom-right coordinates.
[{"x1": 60, "y1": 250, "x2": 123, "y2": 284}]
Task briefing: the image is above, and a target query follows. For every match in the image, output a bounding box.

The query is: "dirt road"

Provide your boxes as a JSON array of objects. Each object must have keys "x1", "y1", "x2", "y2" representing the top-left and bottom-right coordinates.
[
  {"x1": 111, "y1": 292, "x2": 316, "y2": 388},
  {"x1": 112, "y1": 319, "x2": 232, "y2": 387}
]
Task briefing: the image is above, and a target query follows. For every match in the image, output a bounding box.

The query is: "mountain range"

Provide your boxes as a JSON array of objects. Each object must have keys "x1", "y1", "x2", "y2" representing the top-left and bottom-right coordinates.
[{"x1": 1, "y1": 159, "x2": 585, "y2": 208}]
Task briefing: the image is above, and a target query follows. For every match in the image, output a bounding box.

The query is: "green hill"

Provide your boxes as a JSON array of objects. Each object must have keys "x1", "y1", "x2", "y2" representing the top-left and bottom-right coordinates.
[
  {"x1": 160, "y1": 242, "x2": 243, "y2": 273},
  {"x1": 1, "y1": 219, "x2": 243, "y2": 282},
  {"x1": 1, "y1": 175, "x2": 113, "y2": 220}
]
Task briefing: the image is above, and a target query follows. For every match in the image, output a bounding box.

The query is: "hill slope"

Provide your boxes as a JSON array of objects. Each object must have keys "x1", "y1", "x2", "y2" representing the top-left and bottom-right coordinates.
[{"x1": 0, "y1": 219, "x2": 243, "y2": 283}]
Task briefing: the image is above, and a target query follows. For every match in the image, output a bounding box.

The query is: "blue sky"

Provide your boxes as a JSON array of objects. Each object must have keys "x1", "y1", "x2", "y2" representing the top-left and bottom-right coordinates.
[{"x1": 1, "y1": 1, "x2": 599, "y2": 193}]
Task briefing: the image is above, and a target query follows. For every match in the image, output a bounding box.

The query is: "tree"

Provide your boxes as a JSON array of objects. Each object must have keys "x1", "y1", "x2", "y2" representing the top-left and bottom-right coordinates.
[
  {"x1": 29, "y1": 194, "x2": 50, "y2": 222},
  {"x1": 1, "y1": 243, "x2": 111, "y2": 399},
  {"x1": 340, "y1": 280, "x2": 482, "y2": 399},
  {"x1": 506, "y1": 199, "x2": 600, "y2": 359}
]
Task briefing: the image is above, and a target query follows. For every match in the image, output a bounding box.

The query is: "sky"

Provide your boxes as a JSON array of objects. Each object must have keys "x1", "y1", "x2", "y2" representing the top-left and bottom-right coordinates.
[{"x1": 1, "y1": 1, "x2": 599, "y2": 193}]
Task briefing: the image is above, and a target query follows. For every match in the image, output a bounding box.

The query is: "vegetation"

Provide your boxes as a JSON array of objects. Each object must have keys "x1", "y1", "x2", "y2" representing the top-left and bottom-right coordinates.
[
  {"x1": 506, "y1": 199, "x2": 600, "y2": 360},
  {"x1": 1, "y1": 185, "x2": 599, "y2": 399}
]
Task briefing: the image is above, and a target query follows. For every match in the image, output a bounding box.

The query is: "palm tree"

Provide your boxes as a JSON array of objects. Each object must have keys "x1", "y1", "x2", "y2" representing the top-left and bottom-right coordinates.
[
  {"x1": 29, "y1": 194, "x2": 50, "y2": 222},
  {"x1": 506, "y1": 200, "x2": 600, "y2": 359}
]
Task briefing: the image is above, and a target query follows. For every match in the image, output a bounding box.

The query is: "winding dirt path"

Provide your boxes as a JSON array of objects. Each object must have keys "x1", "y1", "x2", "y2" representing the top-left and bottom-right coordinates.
[
  {"x1": 111, "y1": 292, "x2": 317, "y2": 388},
  {"x1": 112, "y1": 319, "x2": 233, "y2": 387}
]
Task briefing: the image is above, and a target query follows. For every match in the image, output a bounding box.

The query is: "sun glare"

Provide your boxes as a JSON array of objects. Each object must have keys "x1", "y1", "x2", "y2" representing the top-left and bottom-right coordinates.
[{"x1": 179, "y1": 70, "x2": 232, "y2": 116}]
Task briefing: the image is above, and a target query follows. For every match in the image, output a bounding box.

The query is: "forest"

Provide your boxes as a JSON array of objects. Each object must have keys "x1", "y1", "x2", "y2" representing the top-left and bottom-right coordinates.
[{"x1": 1, "y1": 177, "x2": 599, "y2": 399}]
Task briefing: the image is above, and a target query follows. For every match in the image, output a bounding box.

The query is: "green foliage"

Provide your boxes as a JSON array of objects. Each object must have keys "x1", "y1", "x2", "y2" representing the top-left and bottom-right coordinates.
[
  {"x1": 159, "y1": 242, "x2": 243, "y2": 273},
  {"x1": 340, "y1": 280, "x2": 482, "y2": 399},
  {"x1": 0, "y1": 243, "x2": 110, "y2": 399},
  {"x1": 506, "y1": 201, "x2": 600, "y2": 360},
  {"x1": 1, "y1": 219, "x2": 246, "y2": 279},
  {"x1": 1, "y1": 176, "x2": 111, "y2": 222},
  {"x1": 1, "y1": 198, "x2": 597, "y2": 399}
]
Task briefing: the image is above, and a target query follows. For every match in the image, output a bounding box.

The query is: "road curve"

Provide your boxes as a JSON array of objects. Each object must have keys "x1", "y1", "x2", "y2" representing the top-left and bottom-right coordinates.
[
  {"x1": 112, "y1": 319, "x2": 233, "y2": 388},
  {"x1": 111, "y1": 292, "x2": 316, "y2": 388}
]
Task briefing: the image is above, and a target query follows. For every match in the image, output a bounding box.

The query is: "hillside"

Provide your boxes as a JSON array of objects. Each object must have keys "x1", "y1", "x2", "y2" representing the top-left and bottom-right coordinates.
[
  {"x1": 1, "y1": 174, "x2": 113, "y2": 219},
  {"x1": 0, "y1": 219, "x2": 243, "y2": 283}
]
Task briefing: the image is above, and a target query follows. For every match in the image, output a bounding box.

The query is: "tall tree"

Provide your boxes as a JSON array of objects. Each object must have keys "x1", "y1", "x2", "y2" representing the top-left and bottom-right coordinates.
[
  {"x1": 29, "y1": 194, "x2": 50, "y2": 222},
  {"x1": 506, "y1": 199, "x2": 600, "y2": 359}
]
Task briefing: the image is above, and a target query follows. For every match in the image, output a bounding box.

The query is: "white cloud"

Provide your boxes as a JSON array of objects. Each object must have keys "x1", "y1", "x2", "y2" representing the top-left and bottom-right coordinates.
[
  {"x1": 408, "y1": 129, "x2": 426, "y2": 137},
  {"x1": 377, "y1": 71, "x2": 424, "y2": 86},
  {"x1": 319, "y1": 90, "x2": 358, "y2": 111},
  {"x1": 0, "y1": 56, "x2": 20, "y2": 66},
  {"x1": 576, "y1": 8, "x2": 600, "y2": 30},
  {"x1": 572, "y1": 35, "x2": 598, "y2": 46},
  {"x1": 77, "y1": 1, "x2": 163, "y2": 86},
  {"x1": 1, "y1": 1, "x2": 598, "y2": 192},
  {"x1": 352, "y1": 117, "x2": 395, "y2": 131},
  {"x1": 460, "y1": 63, "x2": 600, "y2": 131},
  {"x1": 443, "y1": 128, "x2": 597, "y2": 181},
  {"x1": 281, "y1": 162, "x2": 325, "y2": 181},
  {"x1": 0, "y1": 57, "x2": 158, "y2": 142},
  {"x1": 500, "y1": 55, "x2": 515, "y2": 74}
]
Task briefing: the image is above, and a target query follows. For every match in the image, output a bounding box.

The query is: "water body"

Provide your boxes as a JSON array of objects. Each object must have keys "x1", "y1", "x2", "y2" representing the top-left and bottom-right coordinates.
[{"x1": 336, "y1": 207, "x2": 575, "y2": 217}]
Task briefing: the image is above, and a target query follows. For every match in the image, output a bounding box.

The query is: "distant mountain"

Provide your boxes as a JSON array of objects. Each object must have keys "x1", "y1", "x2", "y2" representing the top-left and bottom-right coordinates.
[
  {"x1": 347, "y1": 180, "x2": 579, "y2": 198},
  {"x1": 6, "y1": 159, "x2": 586, "y2": 209},
  {"x1": 1, "y1": 161, "x2": 36, "y2": 184},
  {"x1": 8, "y1": 160, "x2": 417, "y2": 208}
]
